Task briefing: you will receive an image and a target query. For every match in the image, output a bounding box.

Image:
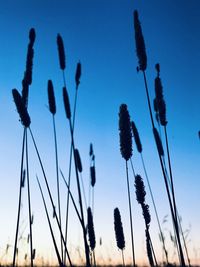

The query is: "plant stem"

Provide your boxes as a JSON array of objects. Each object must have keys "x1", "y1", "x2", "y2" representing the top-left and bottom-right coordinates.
[
  {"x1": 142, "y1": 70, "x2": 185, "y2": 266},
  {"x1": 68, "y1": 118, "x2": 91, "y2": 267},
  {"x1": 125, "y1": 160, "x2": 136, "y2": 267},
  {"x1": 121, "y1": 250, "x2": 125, "y2": 267},
  {"x1": 140, "y1": 154, "x2": 169, "y2": 264},
  {"x1": 64, "y1": 78, "x2": 79, "y2": 264},
  {"x1": 28, "y1": 127, "x2": 73, "y2": 267},
  {"x1": 36, "y1": 176, "x2": 63, "y2": 267},
  {"x1": 12, "y1": 129, "x2": 26, "y2": 267},
  {"x1": 52, "y1": 114, "x2": 63, "y2": 262},
  {"x1": 25, "y1": 130, "x2": 33, "y2": 267}
]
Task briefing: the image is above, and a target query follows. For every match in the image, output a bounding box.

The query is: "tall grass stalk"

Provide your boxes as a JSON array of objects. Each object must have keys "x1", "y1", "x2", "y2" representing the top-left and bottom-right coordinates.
[
  {"x1": 134, "y1": 10, "x2": 185, "y2": 266},
  {"x1": 63, "y1": 86, "x2": 91, "y2": 267},
  {"x1": 47, "y1": 79, "x2": 63, "y2": 262},
  {"x1": 154, "y1": 64, "x2": 190, "y2": 265},
  {"x1": 119, "y1": 104, "x2": 136, "y2": 267},
  {"x1": 25, "y1": 130, "x2": 34, "y2": 267},
  {"x1": 131, "y1": 120, "x2": 169, "y2": 264},
  {"x1": 12, "y1": 129, "x2": 26, "y2": 267},
  {"x1": 134, "y1": 174, "x2": 158, "y2": 266},
  {"x1": 87, "y1": 207, "x2": 96, "y2": 267},
  {"x1": 63, "y1": 62, "x2": 82, "y2": 264},
  {"x1": 113, "y1": 208, "x2": 125, "y2": 267}
]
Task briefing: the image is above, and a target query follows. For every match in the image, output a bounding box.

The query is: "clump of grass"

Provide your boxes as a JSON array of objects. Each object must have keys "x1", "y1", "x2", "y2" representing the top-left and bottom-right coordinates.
[
  {"x1": 113, "y1": 208, "x2": 125, "y2": 266},
  {"x1": 119, "y1": 103, "x2": 136, "y2": 267}
]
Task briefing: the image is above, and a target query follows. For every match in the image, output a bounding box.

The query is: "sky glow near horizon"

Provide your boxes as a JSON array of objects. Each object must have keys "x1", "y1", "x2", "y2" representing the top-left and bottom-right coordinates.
[{"x1": 0, "y1": 0, "x2": 199, "y2": 266}]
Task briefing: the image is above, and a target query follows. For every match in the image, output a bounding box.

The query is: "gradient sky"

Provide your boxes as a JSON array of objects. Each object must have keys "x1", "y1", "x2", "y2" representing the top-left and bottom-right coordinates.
[{"x1": 0, "y1": 0, "x2": 199, "y2": 266}]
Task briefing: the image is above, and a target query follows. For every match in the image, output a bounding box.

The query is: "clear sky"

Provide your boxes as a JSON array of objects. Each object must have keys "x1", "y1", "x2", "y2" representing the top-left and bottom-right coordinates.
[{"x1": 0, "y1": 0, "x2": 199, "y2": 266}]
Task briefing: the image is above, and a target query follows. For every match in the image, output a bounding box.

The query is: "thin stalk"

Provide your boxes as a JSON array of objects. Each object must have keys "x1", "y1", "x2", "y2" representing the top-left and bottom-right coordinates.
[
  {"x1": 60, "y1": 170, "x2": 82, "y2": 225},
  {"x1": 80, "y1": 173, "x2": 88, "y2": 211},
  {"x1": 36, "y1": 176, "x2": 63, "y2": 267},
  {"x1": 68, "y1": 118, "x2": 91, "y2": 267},
  {"x1": 92, "y1": 187, "x2": 94, "y2": 216},
  {"x1": 12, "y1": 129, "x2": 26, "y2": 267},
  {"x1": 121, "y1": 250, "x2": 125, "y2": 267},
  {"x1": 143, "y1": 71, "x2": 155, "y2": 128},
  {"x1": 125, "y1": 160, "x2": 136, "y2": 267},
  {"x1": 164, "y1": 126, "x2": 178, "y2": 226},
  {"x1": 52, "y1": 115, "x2": 63, "y2": 262},
  {"x1": 25, "y1": 130, "x2": 33, "y2": 267},
  {"x1": 93, "y1": 251, "x2": 96, "y2": 267},
  {"x1": 164, "y1": 125, "x2": 188, "y2": 265},
  {"x1": 142, "y1": 70, "x2": 185, "y2": 266},
  {"x1": 28, "y1": 127, "x2": 73, "y2": 267},
  {"x1": 178, "y1": 218, "x2": 191, "y2": 267},
  {"x1": 148, "y1": 230, "x2": 158, "y2": 267},
  {"x1": 64, "y1": 78, "x2": 79, "y2": 264},
  {"x1": 140, "y1": 154, "x2": 169, "y2": 264}
]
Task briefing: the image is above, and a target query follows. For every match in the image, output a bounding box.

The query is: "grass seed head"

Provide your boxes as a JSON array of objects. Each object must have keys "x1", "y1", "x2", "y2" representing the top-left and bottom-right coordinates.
[
  {"x1": 90, "y1": 166, "x2": 96, "y2": 187},
  {"x1": 29, "y1": 28, "x2": 36, "y2": 46},
  {"x1": 114, "y1": 208, "x2": 125, "y2": 250},
  {"x1": 12, "y1": 89, "x2": 31, "y2": 127},
  {"x1": 47, "y1": 80, "x2": 56, "y2": 115},
  {"x1": 57, "y1": 34, "x2": 66, "y2": 70},
  {"x1": 134, "y1": 10, "x2": 147, "y2": 71},
  {"x1": 153, "y1": 127, "x2": 164, "y2": 156},
  {"x1": 131, "y1": 121, "x2": 142, "y2": 153},
  {"x1": 142, "y1": 203, "x2": 151, "y2": 226},
  {"x1": 63, "y1": 86, "x2": 71, "y2": 119},
  {"x1": 87, "y1": 207, "x2": 96, "y2": 251},
  {"x1": 89, "y1": 143, "x2": 93, "y2": 157},
  {"x1": 135, "y1": 174, "x2": 146, "y2": 205},
  {"x1": 75, "y1": 149, "x2": 83, "y2": 173},
  {"x1": 154, "y1": 65, "x2": 167, "y2": 126},
  {"x1": 75, "y1": 61, "x2": 81, "y2": 89},
  {"x1": 119, "y1": 104, "x2": 133, "y2": 161}
]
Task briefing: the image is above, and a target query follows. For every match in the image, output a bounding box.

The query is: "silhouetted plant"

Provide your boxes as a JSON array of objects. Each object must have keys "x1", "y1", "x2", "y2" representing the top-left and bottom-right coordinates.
[
  {"x1": 57, "y1": 34, "x2": 66, "y2": 71},
  {"x1": 114, "y1": 208, "x2": 125, "y2": 267},
  {"x1": 47, "y1": 79, "x2": 63, "y2": 261},
  {"x1": 87, "y1": 207, "x2": 96, "y2": 267},
  {"x1": 119, "y1": 103, "x2": 136, "y2": 267},
  {"x1": 135, "y1": 174, "x2": 157, "y2": 266},
  {"x1": 131, "y1": 120, "x2": 169, "y2": 264}
]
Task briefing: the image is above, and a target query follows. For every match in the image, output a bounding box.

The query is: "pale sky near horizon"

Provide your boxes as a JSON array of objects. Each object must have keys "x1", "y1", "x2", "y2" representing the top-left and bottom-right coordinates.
[{"x1": 0, "y1": 0, "x2": 199, "y2": 266}]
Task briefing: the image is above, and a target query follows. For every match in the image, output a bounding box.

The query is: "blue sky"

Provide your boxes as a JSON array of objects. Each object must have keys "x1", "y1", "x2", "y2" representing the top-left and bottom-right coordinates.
[{"x1": 0, "y1": 0, "x2": 199, "y2": 266}]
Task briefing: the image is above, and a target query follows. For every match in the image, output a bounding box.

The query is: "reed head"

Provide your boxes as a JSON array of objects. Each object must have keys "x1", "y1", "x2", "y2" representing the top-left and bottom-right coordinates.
[{"x1": 119, "y1": 104, "x2": 132, "y2": 161}]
